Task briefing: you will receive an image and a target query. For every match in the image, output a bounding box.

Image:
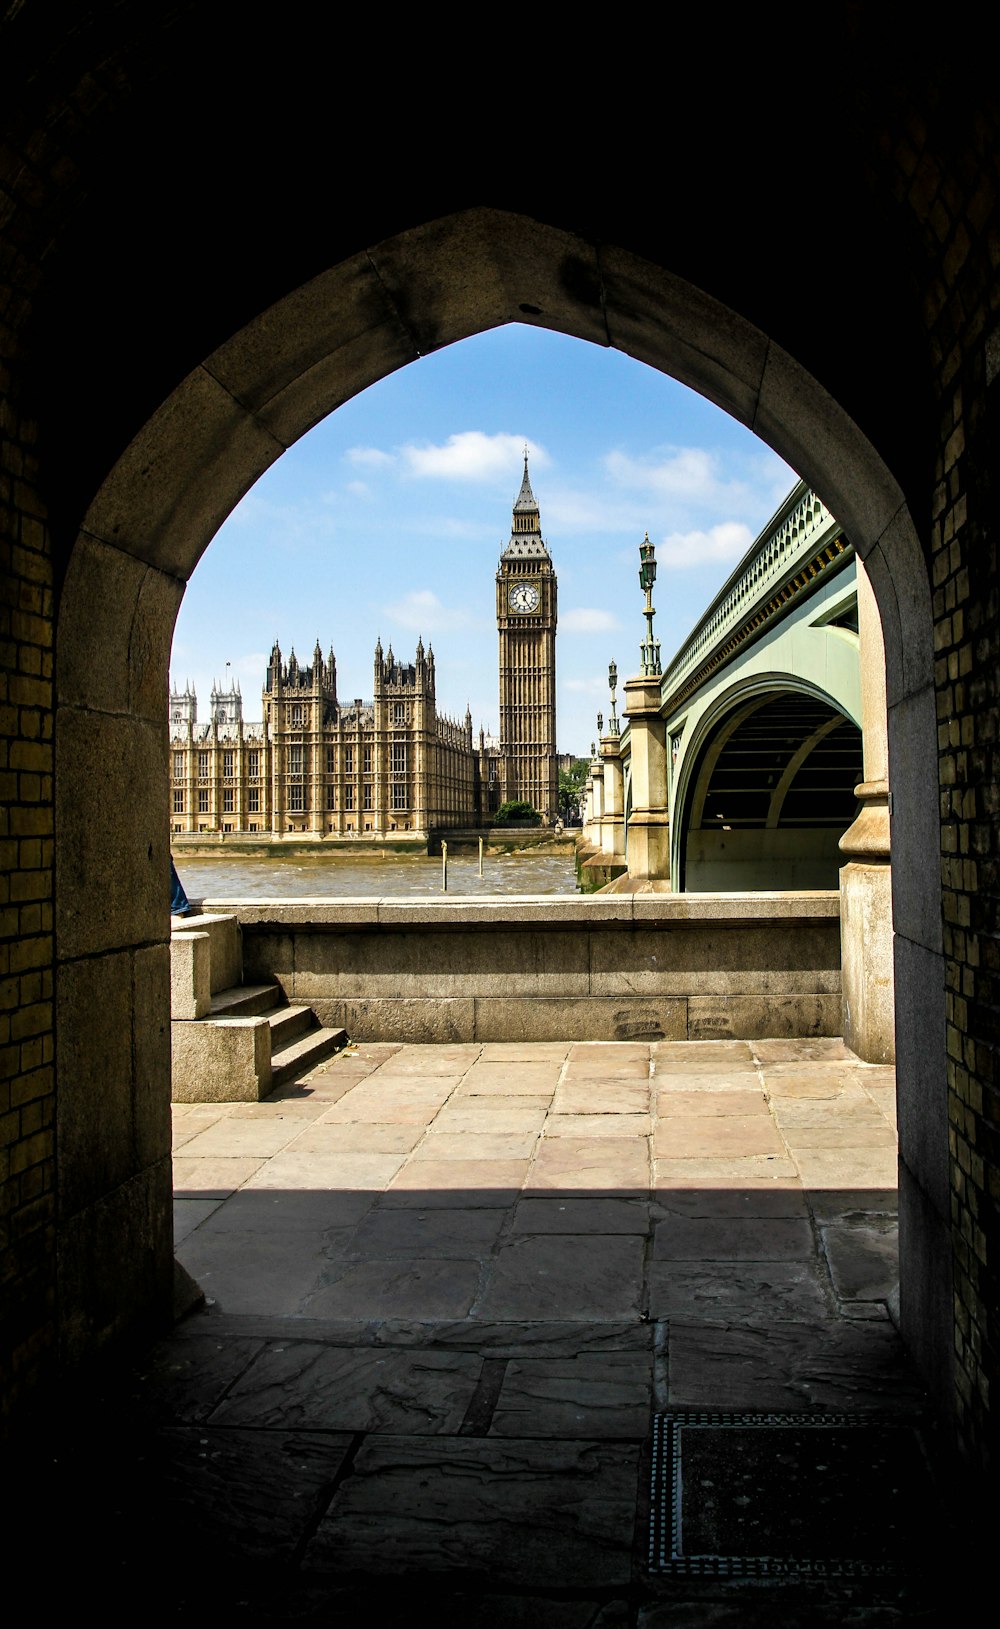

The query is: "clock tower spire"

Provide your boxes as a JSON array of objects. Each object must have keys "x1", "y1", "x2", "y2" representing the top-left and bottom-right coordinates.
[{"x1": 496, "y1": 451, "x2": 558, "y2": 820}]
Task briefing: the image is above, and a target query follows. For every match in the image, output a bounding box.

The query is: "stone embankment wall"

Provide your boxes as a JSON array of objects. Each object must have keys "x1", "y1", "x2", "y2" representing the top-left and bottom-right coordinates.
[{"x1": 214, "y1": 894, "x2": 842, "y2": 1044}]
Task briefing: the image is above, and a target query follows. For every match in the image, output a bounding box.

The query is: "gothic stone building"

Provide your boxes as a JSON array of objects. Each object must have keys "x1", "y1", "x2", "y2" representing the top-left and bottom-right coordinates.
[
  {"x1": 170, "y1": 637, "x2": 479, "y2": 839},
  {"x1": 170, "y1": 458, "x2": 561, "y2": 838}
]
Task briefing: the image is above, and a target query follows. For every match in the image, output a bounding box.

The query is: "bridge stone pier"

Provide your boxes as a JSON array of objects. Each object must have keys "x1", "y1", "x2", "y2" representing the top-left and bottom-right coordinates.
[{"x1": 2, "y1": 4, "x2": 998, "y2": 1546}]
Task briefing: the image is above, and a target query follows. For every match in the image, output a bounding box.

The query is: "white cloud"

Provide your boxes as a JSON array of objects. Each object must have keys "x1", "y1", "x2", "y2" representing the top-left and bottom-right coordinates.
[
  {"x1": 346, "y1": 480, "x2": 370, "y2": 497},
  {"x1": 561, "y1": 608, "x2": 623, "y2": 634},
  {"x1": 347, "y1": 445, "x2": 394, "y2": 468},
  {"x1": 402, "y1": 432, "x2": 549, "y2": 482},
  {"x1": 658, "y1": 521, "x2": 753, "y2": 569},
  {"x1": 604, "y1": 445, "x2": 722, "y2": 503},
  {"x1": 383, "y1": 589, "x2": 475, "y2": 633}
]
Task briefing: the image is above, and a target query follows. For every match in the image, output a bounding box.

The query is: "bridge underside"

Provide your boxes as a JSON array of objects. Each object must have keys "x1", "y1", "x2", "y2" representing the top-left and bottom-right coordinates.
[{"x1": 682, "y1": 693, "x2": 863, "y2": 891}]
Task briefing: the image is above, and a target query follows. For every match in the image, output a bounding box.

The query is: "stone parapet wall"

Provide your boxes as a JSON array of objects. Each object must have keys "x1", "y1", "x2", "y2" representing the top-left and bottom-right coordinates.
[{"x1": 215, "y1": 894, "x2": 842, "y2": 1044}]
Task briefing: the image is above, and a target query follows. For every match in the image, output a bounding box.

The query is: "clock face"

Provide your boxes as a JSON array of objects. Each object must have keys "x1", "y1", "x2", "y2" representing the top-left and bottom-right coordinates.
[{"x1": 508, "y1": 582, "x2": 540, "y2": 614}]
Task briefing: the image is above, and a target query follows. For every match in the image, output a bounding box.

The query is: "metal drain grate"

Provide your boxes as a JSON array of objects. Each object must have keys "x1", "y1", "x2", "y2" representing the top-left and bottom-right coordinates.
[{"x1": 649, "y1": 1411, "x2": 937, "y2": 1578}]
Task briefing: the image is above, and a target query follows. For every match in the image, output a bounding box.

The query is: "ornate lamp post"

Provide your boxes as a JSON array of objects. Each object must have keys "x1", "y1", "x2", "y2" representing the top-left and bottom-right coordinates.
[
  {"x1": 608, "y1": 660, "x2": 619, "y2": 734},
  {"x1": 638, "y1": 534, "x2": 662, "y2": 676}
]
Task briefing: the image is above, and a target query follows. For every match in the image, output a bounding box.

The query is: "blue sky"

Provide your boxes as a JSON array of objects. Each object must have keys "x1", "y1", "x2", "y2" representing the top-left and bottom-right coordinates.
[{"x1": 170, "y1": 325, "x2": 796, "y2": 756}]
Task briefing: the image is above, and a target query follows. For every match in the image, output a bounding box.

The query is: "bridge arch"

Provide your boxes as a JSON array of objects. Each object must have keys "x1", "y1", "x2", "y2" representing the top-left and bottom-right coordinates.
[
  {"x1": 52, "y1": 207, "x2": 944, "y2": 1412},
  {"x1": 669, "y1": 675, "x2": 863, "y2": 891}
]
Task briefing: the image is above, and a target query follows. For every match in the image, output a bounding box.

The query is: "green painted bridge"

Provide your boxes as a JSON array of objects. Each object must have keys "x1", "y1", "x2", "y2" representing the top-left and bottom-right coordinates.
[{"x1": 586, "y1": 482, "x2": 865, "y2": 893}]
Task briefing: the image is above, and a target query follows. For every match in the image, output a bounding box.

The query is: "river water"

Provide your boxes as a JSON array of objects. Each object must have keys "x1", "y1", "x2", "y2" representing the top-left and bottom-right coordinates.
[{"x1": 177, "y1": 851, "x2": 580, "y2": 901}]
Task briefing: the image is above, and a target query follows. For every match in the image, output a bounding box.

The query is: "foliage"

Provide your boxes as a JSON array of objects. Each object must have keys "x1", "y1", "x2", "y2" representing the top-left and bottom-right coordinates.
[
  {"x1": 558, "y1": 759, "x2": 590, "y2": 824},
  {"x1": 494, "y1": 799, "x2": 542, "y2": 826}
]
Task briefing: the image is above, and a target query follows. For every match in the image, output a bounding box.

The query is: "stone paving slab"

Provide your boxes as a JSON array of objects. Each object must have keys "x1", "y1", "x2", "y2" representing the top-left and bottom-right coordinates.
[
  {"x1": 656, "y1": 1089, "x2": 769, "y2": 1117},
  {"x1": 176, "y1": 1117, "x2": 307, "y2": 1159},
  {"x1": 552, "y1": 1083, "x2": 650, "y2": 1113},
  {"x1": 489, "y1": 1353, "x2": 653, "y2": 1438},
  {"x1": 306, "y1": 1257, "x2": 485, "y2": 1320},
  {"x1": 547, "y1": 1113, "x2": 651, "y2": 1138},
  {"x1": 429, "y1": 1103, "x2": 550, "y2": 1132},
  {"x1": 303, "y1": 1436, "x2": 641, "y2": 1586},
  {"x1": 654, "y1": 1155, "x2": 799, "y2": 1184},
  {"x1": 652, "y1": 1216, "x2": 816, "y2": 1261},
  {"x1": 667, "y1": 1320, "x2": 926, "y2": 1411},
  {"x1": 173, "y1": 1197, "x2": 223, "y2": 1243},
  {"x1": 157, "y1": 1037, "x2": 927, "y2": 1616},
  {"x1": 386, "y1": 1159, "x2": 531, "y2": 1200},
  {"x1": 339, "y1": 1206, "x2": 510, "y2": 1260},
  {"x1": 821, "y1": 1218, "x2": 900, "y2": 1301},
  {"x1": 210, "y1": 1341, "x2": 484, "y2": 1432},
  {"x1": 654, "y1": 1116, "x2": 786, "y2": 1157},
  {"x1": 647, "y1": 1260, "x2": 834, "y2": 1324},
  {"x1": 181, "y1": 1185, "x2": 376, "y2": 1233},
  {"x1": 149, "y1": 1425, "x2": 355, "y2": 1562},
  {"x1": 242, "y1": 1150, "x2": 409, "y2": 1189},
  {"x1": 181, "y1": 1227, "x2": 348, "y2": 1314},
  {"x1": 290, "y1": 1120, "x2": 426, "y2": 1152},
  {"x1": 409, "y1": 1130, "x2": 541, "y2": 1160},
  {"x1": 129, "y1": 1331, "x2": 268, "y2": 1423},
  {"x1": 173, "y1": 1156, "x2": 265, "y2": 1196},
  {"x1": 527, "y1": 1137, "x2": 649, "y2": 1189},
  {"x1": 474, "y1": 1234, "x2": 645, "y2": 1320},
  {"x1": 377, "y1": 1319, "x2": 653, "y2": 1354},
  {"x1": 512, "y1": 1196, "x2": 651, "y2": 1234},
  {"x1": 653, "y1": 1184, "x2": 807, "y2": 1218}
]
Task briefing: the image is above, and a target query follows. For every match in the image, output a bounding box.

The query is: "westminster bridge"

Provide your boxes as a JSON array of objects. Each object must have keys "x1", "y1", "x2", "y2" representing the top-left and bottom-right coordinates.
[{"x1": 578, "y1": 481, "x2": 892, "y2": 1064}]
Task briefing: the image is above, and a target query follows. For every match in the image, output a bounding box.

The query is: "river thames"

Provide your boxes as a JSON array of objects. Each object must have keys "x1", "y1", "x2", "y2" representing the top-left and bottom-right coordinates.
[{"x1": 176, "y1": 851, "x2": 580, "y2": 901}]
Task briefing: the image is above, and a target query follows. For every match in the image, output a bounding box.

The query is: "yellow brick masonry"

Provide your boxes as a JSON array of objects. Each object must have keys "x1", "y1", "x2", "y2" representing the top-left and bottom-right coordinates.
[
  {"x1": 0, "y1": 408, "x2": 56, "y2": 1413},
  {"x1": 907, "y1": 119, "x2": 1000, "y2": 1453}
]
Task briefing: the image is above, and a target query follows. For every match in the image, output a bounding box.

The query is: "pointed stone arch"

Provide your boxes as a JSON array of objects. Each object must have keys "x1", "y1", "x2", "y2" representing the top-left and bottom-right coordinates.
[{"x1": 53, "y1": 207, "x2": 946, "y2": 1416}]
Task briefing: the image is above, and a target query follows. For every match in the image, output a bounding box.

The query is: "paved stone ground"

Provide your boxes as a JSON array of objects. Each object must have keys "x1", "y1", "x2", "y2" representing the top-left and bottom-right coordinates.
[{"x1": 29, "y1": 1039, "x2": 960, "y2": 1623}]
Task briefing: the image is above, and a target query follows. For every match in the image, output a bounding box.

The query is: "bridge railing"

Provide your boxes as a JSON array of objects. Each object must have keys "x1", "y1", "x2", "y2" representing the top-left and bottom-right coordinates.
[{"x1": 658, "y1": 480, "x2": 843, "y2": 709}]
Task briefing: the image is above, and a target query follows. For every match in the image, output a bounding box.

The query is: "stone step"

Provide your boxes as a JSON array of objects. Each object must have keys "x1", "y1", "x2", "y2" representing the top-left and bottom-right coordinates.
[
  {"x1": 267, "y1": 1004, "x2": 316, "y2": 1047},
  {"x1": 211, "y1": 982, "x2": 283, "y2": 1018},
  {"x1": 271, "y1": 1024, "x2": 347, "y2": 1088}
]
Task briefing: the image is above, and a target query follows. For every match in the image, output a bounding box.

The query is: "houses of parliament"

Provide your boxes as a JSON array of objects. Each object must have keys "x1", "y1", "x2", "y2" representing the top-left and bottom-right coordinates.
[{"x1": 168, "y1": 457, "x2": 560, "y2": 840}]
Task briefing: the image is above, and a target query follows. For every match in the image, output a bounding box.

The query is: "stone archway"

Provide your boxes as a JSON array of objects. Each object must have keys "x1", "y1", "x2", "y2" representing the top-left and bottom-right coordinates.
[{"x1": 53, "y1": 208, "x2": 947, "y2": 1414}]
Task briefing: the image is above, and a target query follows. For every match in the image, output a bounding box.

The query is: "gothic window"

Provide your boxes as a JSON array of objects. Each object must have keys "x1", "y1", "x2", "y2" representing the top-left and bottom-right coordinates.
[
  {"x1": 344, "y1": 784, "x2": 354, "y2": 810},
  {"x1": 363, "y1": 744, "x2": 372, "y2": 773},
  {"x1": 326, "y1": 745, "x2": 336, "y2": 774},
  {"x1": 173, "y1": 790, "x2": 184, "y2": 813},
  {"x1": 247, "y1": 750, "x2": 259, "y2": 778},
  {"x1": 291, "y1": 704, "x2": 303, "y2": 727},
  {"x1": 198, "y1": 752, "x2": 209, "y2": 779},
  {"x1": 392, "y1": 782, "x2": 407, "y2": 810},
  {"x1": 289, "y1": 784, "x2": 304, "y2": 812},
  {"x1": 223, "y1": 788, "x2": 234, "y2": 813},
  {"x1": 345, "y1": 746, "x2": 354, "y2": 775},
  {"x1": 173, "y1": 753, "x2": 185, "y2": 779},
  {"x1": 391, "y1": 743, "x2": 407, "y2": 775},
  {"x1": 393, "y1": 702, "x2": 406, "y2": 725},
  {"x1": 223, "y1": 750, "x2": 234, "y2": 777},
  {"x1": 289, "y1": 745, "x2": 303, "y2": 776},
  {"x1": 198, "y1": 789, "x2": 208, "y2": 813},
  {"x1": 248, "y1": 787, "x2": 259, "y2": 813},
  {"x1": 326, "y1": 784, "x2": 336, "y2": 810},
  {"x1": 363, "y1": 783, "x2": 373, "y2": 810}
]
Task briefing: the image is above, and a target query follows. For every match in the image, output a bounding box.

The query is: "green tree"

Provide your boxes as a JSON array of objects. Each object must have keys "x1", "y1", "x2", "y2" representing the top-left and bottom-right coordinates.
[
  {"x1": 494, "y1": 799, "x2": 542, "y2": 826},
  {"x1": 558, "y1": 759, "x2": 589, "y2": 825}
]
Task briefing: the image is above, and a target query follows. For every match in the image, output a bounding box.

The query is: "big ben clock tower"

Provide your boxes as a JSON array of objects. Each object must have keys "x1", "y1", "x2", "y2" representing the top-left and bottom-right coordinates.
[{"x1": 496, "y1": 451, "x2": 558, "y2": 819}]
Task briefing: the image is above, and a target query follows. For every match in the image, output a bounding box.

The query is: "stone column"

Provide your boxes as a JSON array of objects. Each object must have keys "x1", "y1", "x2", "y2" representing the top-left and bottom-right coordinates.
[
  {"x1": 600, "y1": 734, "x2": 626, "y2": 863},
  {"x1": 839, "y1": 559, "x2": 895, "y2": 1062},
  {"x1": 623, "y1": 675, "x2": 670, "y2": 881}
]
